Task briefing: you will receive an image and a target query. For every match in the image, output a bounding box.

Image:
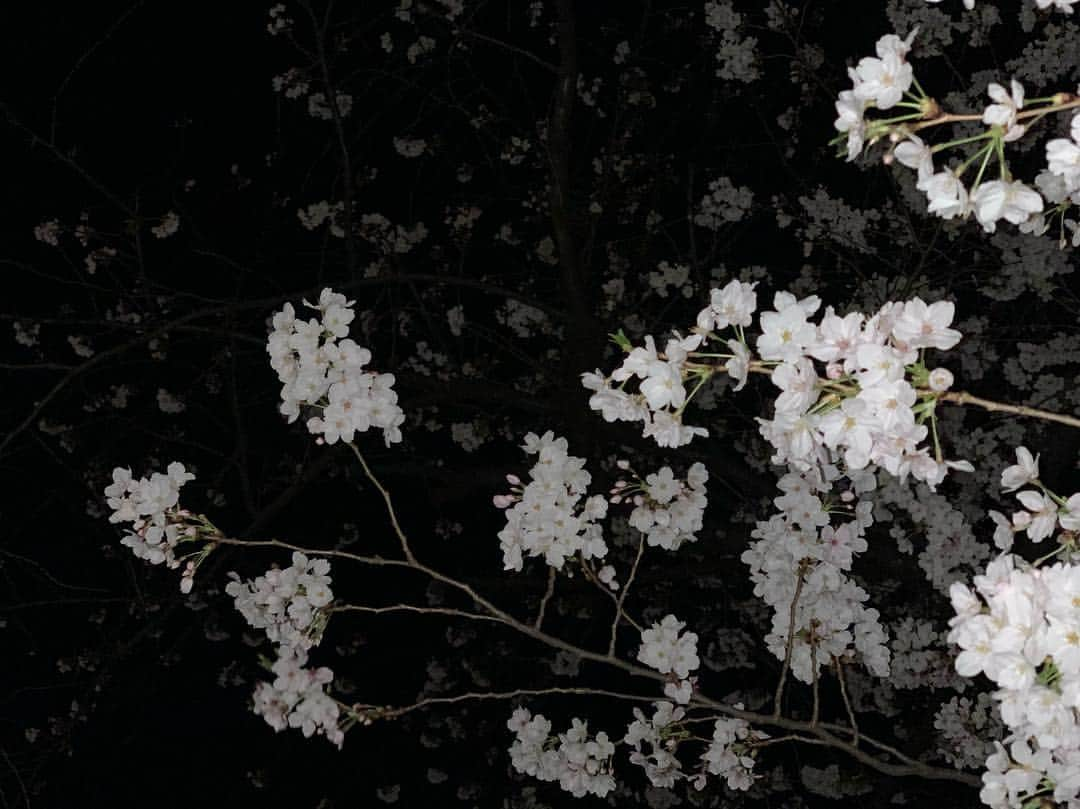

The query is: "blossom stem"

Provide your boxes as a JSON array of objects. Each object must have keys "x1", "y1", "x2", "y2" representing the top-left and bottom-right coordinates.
[
  {"x1": 929, "y1": 131, "x2": 993, "y2": 154},
  {"x1": 968, "y1": 141, "x2": 995, "y2": 189}
]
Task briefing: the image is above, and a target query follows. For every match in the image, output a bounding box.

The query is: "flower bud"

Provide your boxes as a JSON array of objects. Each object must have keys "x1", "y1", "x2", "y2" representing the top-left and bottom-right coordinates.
[
  {"x1": 505, "y1": 473, "x2": 521, "y2": 486},
  {"x1": 826, "y1": 362, "x2": 844, "y2": 380},
  {"x1": 928, "y1": 367, "x2": 954, "y2": 392}
]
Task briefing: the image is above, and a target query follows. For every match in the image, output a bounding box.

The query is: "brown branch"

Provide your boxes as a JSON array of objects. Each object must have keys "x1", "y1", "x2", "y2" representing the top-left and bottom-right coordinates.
[
  {"x1": 938, "y1": 389, "x2": 1080, "y2": 430},
  {"x1": 354, "y1": 686, "x2": 656, "y2": 721},
  {"x1": 773, "y1": 562, "x2": 807, "y2": 719},
  {"x1": 331, "y1": 603, "x2": 509, "y2": 627},
  {"x1": 834, "y1": 655, "x2": 860, "y2": 746},
  {"x1": 608, "y1": 533, "x2": 646, "y2": 656},
  {"x1": 212, "y1": 529, "x2": 977, "y2": 787},
  {"x1": 535, "y1": 567, "x2": 557, "y2": 630},
  {"x1": 347, "y1": 442, "x2": 417, "y2": 564}
]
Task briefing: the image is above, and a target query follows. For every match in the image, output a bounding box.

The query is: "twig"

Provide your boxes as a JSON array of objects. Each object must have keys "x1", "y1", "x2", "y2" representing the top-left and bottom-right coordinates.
[
  {"x1": 535, "y1": 567, "x2": 557, "y2": 629},
  {"x1": 300, "y1": 0, "x2": 357, "y2": 274},
  {"x1": 353, "y1": 686, "x2": 656, "y2": 721},
  {"x1": 608, "y1": 534, "x2": 645, "y2": 656},
  {"x1": 453, "y1": 28, "x2": 558, "y2": 73},
  {"x1": 938, "y1": 389, "x2": 1080, "y2": 430},
  {"x1": 1, "y1": 746, "x2": 30, "y2": 809},
  {"x1": 772, "y1": 562, "x2": 807, "y2": 719},
  {"x1": 347, "y1": 442, "x2": 417, "y2": 564},
  {"x1": 834, "y1": 655, "x2": 859, "y2": 746},
  {"x1": 331, "y1": 603, "x2": 509, "y2": 626}
]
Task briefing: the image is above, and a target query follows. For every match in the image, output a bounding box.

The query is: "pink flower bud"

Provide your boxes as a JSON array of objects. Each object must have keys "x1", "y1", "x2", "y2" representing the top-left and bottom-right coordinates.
[
  {"x1": 840, "y1": 490, "x2": 855, "y2": 503},
  {"x1": 826, "y1": 362, "x2": 844, "y2": 380},
  {"x1": 492, "y1": 494, "x2": 513, "y2": 508},
  {"x1": 505, "y1": 473, "x2": 521, "y2": 486},
  {"x1": 610, "y1": 495, "x2": 622, "y2": 504},
  {"x1": 179, "y1": 575, "x2": 194, "y2": 594},
  {"x1": 616, "y1": 459, "x2": 630, "y2": 470}
]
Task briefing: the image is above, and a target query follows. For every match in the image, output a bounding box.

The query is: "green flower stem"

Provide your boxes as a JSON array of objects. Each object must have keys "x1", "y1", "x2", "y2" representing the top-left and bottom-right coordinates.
[
  {"x1": 969, "y1": 141, "x2": 996, "y2": 189},
  {"x1": 930, "y1": 131, "x2": 993, "y2": 154}
]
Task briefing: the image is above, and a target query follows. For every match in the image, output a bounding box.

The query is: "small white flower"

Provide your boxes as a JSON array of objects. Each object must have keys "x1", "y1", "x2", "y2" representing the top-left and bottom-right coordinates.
[
  {"x1": 1001, "y1": 447, "x2": 1039, "y2": 493},
  {"x1": 982, "y1": 80, "x2": 1026, "y2": 141},
  {"x1": 971, "y1": 180, "x2": 1043, "y2": 233}
]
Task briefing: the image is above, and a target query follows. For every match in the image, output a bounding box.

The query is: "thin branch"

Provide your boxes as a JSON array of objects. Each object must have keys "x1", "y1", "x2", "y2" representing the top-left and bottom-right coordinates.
[
  {"x1": 608, "y1": 533, "x2": 645, "y2": 656},
  {"x1": 347, "y1": 442, "x2": 417, "y2": 564},
  {"x1": 773, "y1": 562, "x2": 807, "y2": 719},
  {"x1": 210, "y1": 535, "x2": 412, "y2": 570},
  {"x1": 834, "y1": 655, "x2": 859, "y2": 746},
  {"x1": 535, "y1": 567, "x2": 557, "y2": 630},
  {"x1": 0, "y1": 102, "x2": 135, "y2": 217},
  {"x1": 300, "y1": 0, "x2": 357, "y2": 274},
  {"x1": 353, "y1": 686, "x2": 656, "y2": 721},
  {"x1": 938, "y1": 389, "x2": 1080, "y2": 430},
  {"x1": 454, "y1": 28, "x2": 558, "y2": 73},
  {"x1": 331, "y1": 603, "x2": 508, "y2": 627}
]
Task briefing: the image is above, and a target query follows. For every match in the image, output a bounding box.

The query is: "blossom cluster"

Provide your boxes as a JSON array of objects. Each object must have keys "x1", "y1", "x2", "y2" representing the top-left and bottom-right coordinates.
[
  {"x1": 753, "y1": 292, "x2": 969, "y2": 489},
  {"x1": 949, "y1": 554, "x2": 1080, "y2": 807},
  {"x1": 946, "y1": 449, "x2": 1080, "y2": 805},
  {"x1": 623, "y1": 701, "x2": 764, "y2": 791},
  {"x1": 104, "y1": 462, "x2": 196, "y2": 586},
  {"x1": 617, "y1": 462, "x2": 709, "y2": 551},
  {"x1": 637, "y1": 614, "x2": 700, "y2": 681},
  {"x1": 582, "y1": 334, "x2": 709, "y2": 448},
  {"x1": 933, "y1": 693, "x2": 1002, "y2": 771},
  {"x1": 582, "y1": 278, "x2": 758, "y2": 447},
  {"x1": 494, "y1": 431, "x2": 609, "y2": 572},
  {"x1": 251, "y1": 646, "x2": 343, "y2": 748},
  {"x1": 990, "y1": 446, "x2": 1080, "y2": 549},
  {"x1": 589, "y1": 281, "x2": 971, "y2": 495},
  {"x1": 742, "y1": 463, "x2": 891, "y2": 683},
  {"x1": 625, "y1": 701, "x2": 689, "y2": 787},
  {"x1": 836, "y1": 30, "x2": 1080, "y2": 242},
  {"x1": 224, "y1": 551, "x2": 334, "y2": 651},
  {"x1": 226, "y1": 550, "x2": 342, "y2": 746},
  {"x1": 700, "y1": 715, "x2": 762, "y2": 791},
  {"x1": 507, "y1": 709, "x2": 616, "y2": 798},
  {"x1": 267, "y1": 288, "x2": 404, "y2": 447}
]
